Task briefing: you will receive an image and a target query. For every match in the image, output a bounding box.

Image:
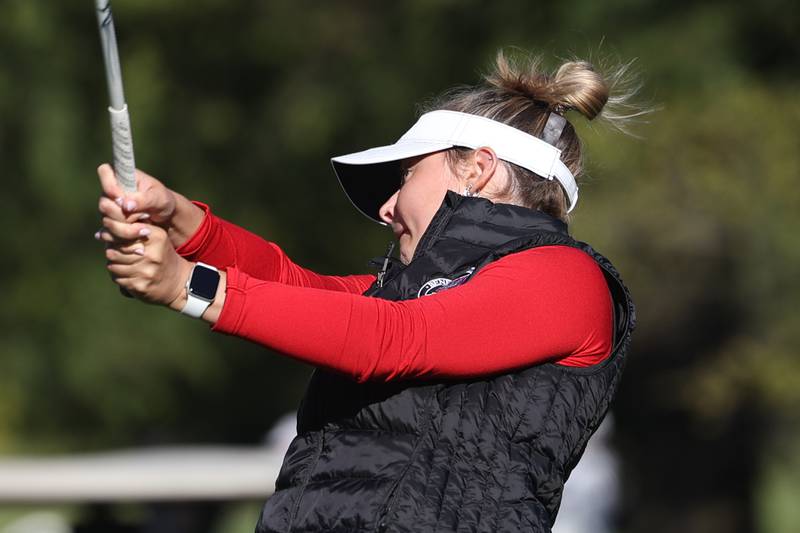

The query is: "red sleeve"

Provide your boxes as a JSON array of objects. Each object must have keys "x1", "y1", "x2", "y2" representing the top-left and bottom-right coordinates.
[
  {"x1": 176, "y1": 202, "x2": 374, "y2": 294},
  {"x1": 212, "y1": 246, "x2": 613, "y2": 381}
]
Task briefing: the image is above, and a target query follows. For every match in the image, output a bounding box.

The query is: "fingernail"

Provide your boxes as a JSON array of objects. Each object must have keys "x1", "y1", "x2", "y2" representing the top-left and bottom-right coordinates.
[
  {"x1": 126, "y1": 201, "x2": 137, "y2": 212},
  {"x1": 138, "y1": 228, "x2": 151, "y2": 237},
  {"x1": 134, "y1": 248, "x2": 145, "y2": 256},
  {"x1": 138, "y1": 213, "x2": 150, "y2": 220},
  {"x1": 94, "y1": 231, "x2": 101, "y2": 240},
  {"x1": 115, "y1": 197, "x2": 123, "y2": 207}
]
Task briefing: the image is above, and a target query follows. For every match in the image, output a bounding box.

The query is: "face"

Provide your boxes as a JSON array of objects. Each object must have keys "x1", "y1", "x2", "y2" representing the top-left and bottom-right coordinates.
[{"x1": 378, "y1": 151, "x2": 463, "y2": 264}]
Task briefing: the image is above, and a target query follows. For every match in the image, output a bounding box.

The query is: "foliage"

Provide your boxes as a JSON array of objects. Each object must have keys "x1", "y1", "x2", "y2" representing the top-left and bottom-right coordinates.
[{"x1": 0, "y1": 1, "x2": 797, "y2": 531}]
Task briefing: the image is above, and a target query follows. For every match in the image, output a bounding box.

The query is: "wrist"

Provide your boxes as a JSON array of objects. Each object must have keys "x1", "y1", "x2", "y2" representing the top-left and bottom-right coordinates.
[
  {"x1": 201, "y1": 270, "x2": 226, "y2": 324},
  {"x1": 171, "y1": 261, "x2": 225, "y2": 322},
  {"x1": 168, "y1": 260, "x2": 194, "y2": 312},
  {"x1": 168, "y1": 193, "x2": 205, "y2": 249}
]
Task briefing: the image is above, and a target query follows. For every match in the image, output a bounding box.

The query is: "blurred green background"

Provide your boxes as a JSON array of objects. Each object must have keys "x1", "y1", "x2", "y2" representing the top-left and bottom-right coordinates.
[{"x1": 0, "y1": 0, "x2": 798, "y2": 531}]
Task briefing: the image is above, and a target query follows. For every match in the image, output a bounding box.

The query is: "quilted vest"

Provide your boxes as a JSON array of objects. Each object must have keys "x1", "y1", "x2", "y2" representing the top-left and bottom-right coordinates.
[{"x1": 256, "y1": 191, "x2": 635, "y2": 533}]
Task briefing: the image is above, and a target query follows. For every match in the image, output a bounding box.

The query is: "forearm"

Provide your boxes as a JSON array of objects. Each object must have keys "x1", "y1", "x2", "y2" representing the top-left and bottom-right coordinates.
[
  {"x1": 174, "y1": 202, "x2": 375, "y2": 292},
  {"x1": 204, "y1": 269, "x2": 500, "y2": 382}
]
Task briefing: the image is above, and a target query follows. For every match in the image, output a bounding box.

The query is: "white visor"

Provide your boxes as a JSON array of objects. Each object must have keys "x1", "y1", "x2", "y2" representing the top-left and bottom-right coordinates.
[{"x1": 331, "y1": 110, "x2": 578, "y2": 225}]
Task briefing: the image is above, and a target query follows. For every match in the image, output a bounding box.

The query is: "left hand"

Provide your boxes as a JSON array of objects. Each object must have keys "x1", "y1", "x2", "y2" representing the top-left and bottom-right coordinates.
[{"x1": 100, "y1": 218, "x2": 193, "y2": 310}]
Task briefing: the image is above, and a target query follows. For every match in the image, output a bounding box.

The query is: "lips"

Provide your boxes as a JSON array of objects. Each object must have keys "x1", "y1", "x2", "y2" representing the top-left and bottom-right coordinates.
[{"x1": 391, "y1": 221, "x2": 406, "y2": 239}]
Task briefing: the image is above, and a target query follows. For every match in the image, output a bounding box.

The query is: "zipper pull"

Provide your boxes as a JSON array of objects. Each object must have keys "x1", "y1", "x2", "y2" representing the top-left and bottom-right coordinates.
[{"x1": 376, "y1": 241, "x2": 396, "y2": 288}]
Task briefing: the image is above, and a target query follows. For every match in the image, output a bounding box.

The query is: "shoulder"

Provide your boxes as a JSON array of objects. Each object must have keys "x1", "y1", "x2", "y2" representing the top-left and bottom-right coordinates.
[
  {"x1": 430, "y1": 244, "x2": 612, "y2": 366},
  {"x1": 475, "y1": 244, "x2": 612, "y2": 333},
  {"x1": 482, "y1": 245, "x2": 606, "y2": 287}
]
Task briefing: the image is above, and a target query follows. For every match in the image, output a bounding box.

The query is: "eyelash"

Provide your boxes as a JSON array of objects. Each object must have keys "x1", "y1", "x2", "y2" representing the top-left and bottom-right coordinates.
[{"x1": 399, "y1": 167, "x2": 412, "y2": 186}]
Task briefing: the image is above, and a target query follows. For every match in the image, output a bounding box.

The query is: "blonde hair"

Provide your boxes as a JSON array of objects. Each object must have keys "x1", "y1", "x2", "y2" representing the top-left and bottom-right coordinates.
[{"x1": 425, "y1": 49, "x2": 649, "y2": 221}]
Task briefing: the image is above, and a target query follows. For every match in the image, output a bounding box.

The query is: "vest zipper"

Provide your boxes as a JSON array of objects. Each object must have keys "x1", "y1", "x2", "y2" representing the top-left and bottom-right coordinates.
[
  {"x1": 376, "y1": 241, "x2": 396, "y2": 288},
  {"x1": 372, "y1": 389, "x2": 436, "y2": 532},
  {"x1": 410, "y1": 200, "x2": 454, "y2": 262},
  {"x1": 285, "y1": 428, "x2": 325, "y2": 532}
]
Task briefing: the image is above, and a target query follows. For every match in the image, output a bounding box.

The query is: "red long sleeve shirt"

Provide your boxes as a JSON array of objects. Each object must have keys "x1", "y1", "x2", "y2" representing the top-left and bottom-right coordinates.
[{"x1": 177, "y1": 203, "x2": 613, "y2": 382}]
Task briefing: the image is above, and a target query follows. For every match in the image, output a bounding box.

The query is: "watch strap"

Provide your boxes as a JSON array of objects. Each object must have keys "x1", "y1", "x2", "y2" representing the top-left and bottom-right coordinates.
[{"x1": 181, "y1": 292, "x2": 212, "y2": 318}]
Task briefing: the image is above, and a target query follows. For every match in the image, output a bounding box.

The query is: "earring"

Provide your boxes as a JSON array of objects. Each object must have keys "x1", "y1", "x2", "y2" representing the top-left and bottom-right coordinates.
[{"x1": 462, "y1": 185, "x2": 473, "y2": 197}]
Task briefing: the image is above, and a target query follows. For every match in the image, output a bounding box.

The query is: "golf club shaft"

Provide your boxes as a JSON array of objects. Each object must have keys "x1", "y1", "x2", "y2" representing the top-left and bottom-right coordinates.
[{"x1": 95, "y1": 0, "x2": 136, "y2": 193}]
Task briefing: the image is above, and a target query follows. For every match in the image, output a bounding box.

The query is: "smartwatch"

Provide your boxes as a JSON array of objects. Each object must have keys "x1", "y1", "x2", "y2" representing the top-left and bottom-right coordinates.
[{"x1": 181, "y1": 262, "x2": 220, "y2": 318}]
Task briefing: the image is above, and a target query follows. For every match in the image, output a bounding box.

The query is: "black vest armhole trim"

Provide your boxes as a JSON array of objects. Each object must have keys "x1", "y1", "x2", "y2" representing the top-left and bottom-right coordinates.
[{"x1": 547, "y1": 264, "x2": 632, "y2": 376}]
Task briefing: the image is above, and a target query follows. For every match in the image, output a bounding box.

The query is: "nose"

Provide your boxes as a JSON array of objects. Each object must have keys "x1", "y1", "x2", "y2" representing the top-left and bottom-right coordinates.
[{"x1": 378, "y1": 190, "x2": 399, "y2": 225}]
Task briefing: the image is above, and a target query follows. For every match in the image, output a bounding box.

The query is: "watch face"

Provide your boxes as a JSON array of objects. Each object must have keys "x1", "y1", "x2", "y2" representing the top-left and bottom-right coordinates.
[{"x1": 189, "y1": 265, "x2": 220, "y2": 300}]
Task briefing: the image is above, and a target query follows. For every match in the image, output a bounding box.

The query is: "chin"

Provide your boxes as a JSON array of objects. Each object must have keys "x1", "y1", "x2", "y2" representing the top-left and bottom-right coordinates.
[
  {"x1": 398, "y1": 244, "x2": 414, "y2": 265},
  {"x1": 396, "y1": 234, "x2": 414, "y2": 265}
]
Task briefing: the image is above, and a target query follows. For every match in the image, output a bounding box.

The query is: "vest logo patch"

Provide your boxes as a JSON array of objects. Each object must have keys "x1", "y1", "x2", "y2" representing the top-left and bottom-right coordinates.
[{"x1": 417, "y1": 268, "x2": 476, "y2": 297}]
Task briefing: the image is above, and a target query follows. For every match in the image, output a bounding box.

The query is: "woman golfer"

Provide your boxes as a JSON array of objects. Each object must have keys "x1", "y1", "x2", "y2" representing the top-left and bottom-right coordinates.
[{"x1": 95, "y1": 51, "x2": 636, "y2": 533}]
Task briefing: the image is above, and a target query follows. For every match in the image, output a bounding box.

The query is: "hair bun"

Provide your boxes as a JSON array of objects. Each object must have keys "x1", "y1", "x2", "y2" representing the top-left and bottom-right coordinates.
[
  {"x1": 484, "y1": 52, "x2": 552, "y2": 105},
  {"x1": 485, "y1": 51, "x2": 609, "y2": 120},
  {"x1": 552, "y1": 61, "x2": 609, "y2": 120}
]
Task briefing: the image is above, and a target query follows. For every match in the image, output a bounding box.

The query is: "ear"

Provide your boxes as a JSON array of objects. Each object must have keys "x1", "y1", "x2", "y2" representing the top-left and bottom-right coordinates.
[{"x1": 468, "y1": 146, "x2": 500, "y2": 194}]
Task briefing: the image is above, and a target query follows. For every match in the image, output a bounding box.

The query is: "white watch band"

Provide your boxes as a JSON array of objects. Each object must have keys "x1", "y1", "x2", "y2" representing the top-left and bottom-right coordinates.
[
  {"x1": 181, "y1": 262, "x2": 218, "y2": 319},
  {"x1": 182, "y1": 292, "x2": 212, "y2": 319}
]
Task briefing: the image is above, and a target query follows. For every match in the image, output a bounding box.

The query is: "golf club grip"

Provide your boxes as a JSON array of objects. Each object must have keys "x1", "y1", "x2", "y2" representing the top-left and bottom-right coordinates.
[{"x1": 108, "y1": 104, "x2": 136, "y2": 193}]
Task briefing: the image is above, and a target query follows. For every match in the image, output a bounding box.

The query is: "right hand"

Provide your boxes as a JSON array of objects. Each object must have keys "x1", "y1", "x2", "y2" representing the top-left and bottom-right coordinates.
[{"x1": 97, "y1": 164, "x2": 177, "y2": 226}]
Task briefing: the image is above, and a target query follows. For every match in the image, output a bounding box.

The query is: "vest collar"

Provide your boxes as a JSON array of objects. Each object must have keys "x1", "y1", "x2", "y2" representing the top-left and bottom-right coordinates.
[
  {"x1": 371, "y1": 191, "x2": 570, "y2": 289},
  {"x1": 412, "y1": 191, "x2": 569, "y2": 262}
]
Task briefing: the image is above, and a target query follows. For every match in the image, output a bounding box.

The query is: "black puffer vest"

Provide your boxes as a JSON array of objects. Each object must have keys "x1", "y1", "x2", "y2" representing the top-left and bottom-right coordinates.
[{"x1": 257, "y1": 192, "x2": 635, "y2": 533}]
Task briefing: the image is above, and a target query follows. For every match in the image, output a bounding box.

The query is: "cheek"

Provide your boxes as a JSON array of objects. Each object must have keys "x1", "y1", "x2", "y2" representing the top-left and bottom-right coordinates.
[
  {"x1": 395, "y1": 163, "x2": 451, "y2": 233},
  {"x1": 394, "y1": 186, "x2": 416, "y2": 222},
  {"x1": 395, "y1": 186, "x2": 434, "y2": 232}
]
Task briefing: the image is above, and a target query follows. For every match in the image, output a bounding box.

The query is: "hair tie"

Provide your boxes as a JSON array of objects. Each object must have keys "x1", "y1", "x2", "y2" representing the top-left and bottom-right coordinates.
[{"x1": 541, "y1": 111, "x2": 567, "y2": 146}]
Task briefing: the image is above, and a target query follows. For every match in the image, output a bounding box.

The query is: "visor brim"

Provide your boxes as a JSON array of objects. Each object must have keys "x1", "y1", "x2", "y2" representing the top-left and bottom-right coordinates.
[{"x1": 331, "y1": 141, "x2": 453, "y2": 225}]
